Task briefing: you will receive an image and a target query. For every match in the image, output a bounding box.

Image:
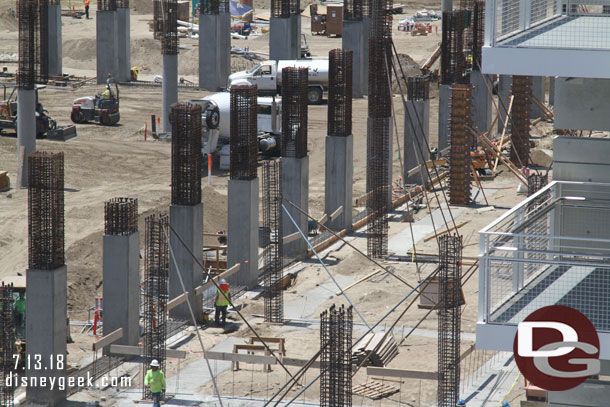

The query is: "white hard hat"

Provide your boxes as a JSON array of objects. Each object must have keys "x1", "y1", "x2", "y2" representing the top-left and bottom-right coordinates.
[
  {"x1": 150, "y1": 359, "x2": 160, "y2": 367},
  {"x1": 220, "y1": 279, "x2": 227, "y2": 284}
]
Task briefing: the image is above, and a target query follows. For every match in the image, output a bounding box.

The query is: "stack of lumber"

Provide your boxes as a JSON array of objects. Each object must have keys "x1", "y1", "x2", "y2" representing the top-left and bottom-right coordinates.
[
  {"x1": 353, "y1": 381, "x2": 399, "y2": 399},
  {"x1": 0, "y1": 171, "x2": 9, "y2": 192},
  {"x1": 352, "y1": 332, "x2": 398, "y2": 367}
]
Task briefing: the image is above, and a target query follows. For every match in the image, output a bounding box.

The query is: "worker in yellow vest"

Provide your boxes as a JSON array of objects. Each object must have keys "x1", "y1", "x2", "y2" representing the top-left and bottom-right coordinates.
[{"x1": 214, "y1": 279, "x2": 231, "y2": 326}]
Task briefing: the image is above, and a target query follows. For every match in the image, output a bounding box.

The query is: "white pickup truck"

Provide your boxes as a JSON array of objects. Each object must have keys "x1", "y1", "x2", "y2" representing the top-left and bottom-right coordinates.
[{"x1": 228, "y1": 59, "x2": 329, "y2": 105}]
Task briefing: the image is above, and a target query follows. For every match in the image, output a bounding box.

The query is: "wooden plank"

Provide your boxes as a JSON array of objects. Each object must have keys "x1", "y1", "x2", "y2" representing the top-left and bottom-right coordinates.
[
  {"x1": 166, "y1": 292, "x2": 189, "y2": 311},
  {"x1": 366, "y1": 367, "x2": 439, "y2": 381},
  {"x1": 194, "y1": 263, "x2": 240, "y2": 296},
  {"x1": 406, "y1": 159, "x2": 448, "y2": 178},
  {"x1": 204, "y1": 351, "x2": 276, "y2": 365},
  {"x1": 92, "y1": 328, "x2": 123, "y2": 351},
  {"x1": 459, "y1": 344, "x2": 475, "y2": 362},
  {"x1": 109, "y1": 345, "x2": 187, "y2": 359},
  {"x1": 329, "y1": 205, "x2": 343, "y2": 221},
  {"x1": 423, "y1": 220, "x2": 469, "y2": 242},
  {"x1": 283, "y1": 231, "x2": 302, "y2": 245},
  {"x1": 317, "y1": 213, "x2": 329, "y2": 225},
  {"x1": 494, "y1": 95, "x2": 514, "y2": 172},
  {"x1": 335, "y1": 269, "x2": 383, "y2": 295},
  {"x1": 470, "y1": 128, "x2": 528, "y2": 185}
]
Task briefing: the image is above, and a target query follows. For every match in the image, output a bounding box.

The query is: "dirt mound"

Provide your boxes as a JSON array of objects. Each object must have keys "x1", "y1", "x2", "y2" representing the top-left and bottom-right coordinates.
[{"x1": 391, "y1": 53, "x2": 423, "y2": 94}]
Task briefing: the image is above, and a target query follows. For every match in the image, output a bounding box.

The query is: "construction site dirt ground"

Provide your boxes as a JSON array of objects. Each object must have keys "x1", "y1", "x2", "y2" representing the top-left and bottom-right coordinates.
[{"x1": 0, "y1": 2, "x2": 560, "y2": 406}]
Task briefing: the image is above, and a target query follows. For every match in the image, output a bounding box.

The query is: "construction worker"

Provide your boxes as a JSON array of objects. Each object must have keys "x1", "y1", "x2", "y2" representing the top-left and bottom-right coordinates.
[
  {"x1": 457, "y1": 400, "x2": 466, "y2": 406},
  {"x1": 502, "y1": 402, "x2": 510, "y2": 407},
  {"x1": 144, "y1": 359, "x2": 166, "y2": 407},
  {"x1": 84, "y1": 0, "x2": 90, "y2": 19},
  {"x1": 214, "y1": 279, "x2": 231, "y2": 326},
  {"x1": 14, "y1": 292, "x2": 25, "y2": 328}
]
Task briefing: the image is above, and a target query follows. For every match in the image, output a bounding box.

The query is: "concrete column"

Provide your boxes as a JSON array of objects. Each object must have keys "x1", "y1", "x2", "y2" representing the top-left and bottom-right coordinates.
[
  {"x1": 404, "y1": 99, "x2": 430, "y2": 185},
  {"x1": 530, "y1": 76, "x2": 545, "y2": 120},
  {"x1": 102, "y1": 232, "x2": 140, "y2": 347},
  {"x1": 367, "y1": 118, "x2": 393, "y2": 206},
  {"x1": 47, "y1": 4, "x2": 62, "y2": 76},
  {"x1": 169, "y1": 203, "x2": 203, "y2": 322},
  {"x1": 26, "y1": 266, "x2": 67, "y2": 406},
  {"x1": 442, "y1": 0, "x2": 453, "y2": 10},
  {"x1": 17, "y1": 89, "x2": 36, "y2": 188},
  {"x1": 199, "y1": 12, "x2": 231, "y2": 91},
  {"x1": 471, "y1": 70, "x2": 492, "y2": 134},
  {"x1": 281, "y1": 156, "x2": 308, "y2": 260},
  {"x1": 324, "y1": 135, "x2": 353, "y2": 232},
  {"x1": 116, "y1": 7, "x2": 131, "y2": 82},
  {"x1": 162, "y1": 54, "x2": 178, "y2": 133},
  {"x1": 497, "y1": 74, "x2": 512, "y2": 134},
  {"x1": 270, "y1": 17, "x2": 300, "y2": 60},
  {"x1": 342, "y1": 20, "x2": 367, "y2": 98},
  {"x1": 96, "y1": 10, "x2": 118, "y2": 84},
  {"x1": 438, "y1": 84, "x2": 451, "y2": 152},
  {"x1": 548, "y1": 76, "x2": 555, "y2": 107},
  {"x1": 227, "y1": 179, "x2": 259, "y2": 289}
]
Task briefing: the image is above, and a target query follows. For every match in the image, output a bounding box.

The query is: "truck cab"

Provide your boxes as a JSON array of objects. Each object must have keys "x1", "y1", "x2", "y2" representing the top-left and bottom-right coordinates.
[{"x1": 230, "y1": 62, "x2": 278, "y2": 95}]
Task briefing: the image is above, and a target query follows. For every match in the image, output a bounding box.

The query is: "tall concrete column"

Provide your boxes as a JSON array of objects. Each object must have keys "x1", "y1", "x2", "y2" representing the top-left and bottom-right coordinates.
[
  {"x1": 17, "y1": 89, "x2": 36, "y2": 188},
  {"x1": 281, "y1": 157, "x2": 309, "y2": 260},
  {"x1": 96, "y1": 10, "x2": 119, "y2": 84},
  {"x1": 26, "y1": 266, "x2": 67, "y2": 406},
  {"x1": 438, "y1": 84, "x2": 451, "y2": 152},
  {"x1": 48, "y1": 4, "x2": 62, "y2": 76},
  {"x1": 471, "y1": 70, "x2": 492, "y2": 134},
  {"x1": 342, "y1": 20, "x2": 367, "y2": 97},
  {"x1": 530, "y1": 76, "x2": 545, "y2": 120},
  {"x1": 228, "y1": 179, "x2": 259, "y2": 288},
  {"x1": 548, "y1": 76, "x2": 555, "y2": 107},
  {"x1": 199, "y1": 12, "x2": 231, "y2": 91},
  {"x1": 116, "y1": 7, "x2": 131, "y2": 82},
  {"x1": 497, "y1": 74, "x2": 512, "y2": 134},
  {"x1": 169, "y1": 203, "x2": 203, "y2": 321},
  {"x1": 270, "y1": 16, "x2": 300, "y2": 60},
  {"x1": 404, "y1": 99, "x2": 430, "y2": 185},
  {"x1": 162, "y1": 54, "x2": 178, "y2": 133},
  {"x1": 325, "y1": 135, "x2": 353, "y2": 232}
]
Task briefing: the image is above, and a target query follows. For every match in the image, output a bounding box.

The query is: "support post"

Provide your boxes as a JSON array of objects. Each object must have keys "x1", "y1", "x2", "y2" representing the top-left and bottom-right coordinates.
[
  {"x1": 282, "y1": 157, "x2": 309, "y2": 260},
  {"x1": 162, "y1": 54, "x2": 178, "y2": 133},
  {"x1": 471, "y1": 70, "x2": 492, "y2": 134},
  {"x1": 96, "y1": 10, "x2": 118, "y2": 84},
  {"x1": 17, "y1": 89, "x2": 36, "y2": 188},
  {"x1": 199, "y1": 12, "x2": 231, "y2": 90},
  {"x1": 529, "y1": 76, "x2": 545, "y2": 120},
  {"x1": 47, "y1": 4, "x2": 62, "y2": 76},
  {"x1": 116, "y1": 7, "x2": 131, "y2": 82},
  {"x1": 497, "y1": 74, "x2": 512, "y2": 133},
  {"x1": 342, "y1": 20, "x2": 367, "y2": 98},
  {"x1": 269, "y1": 17, "x2": 300, "y2": 60},
  {"x1": 228, "y1": 180, "x2": 259, "y2": 288},
  {"x1": 404, "y1": 76, "x2": 430, "y2": 185}
]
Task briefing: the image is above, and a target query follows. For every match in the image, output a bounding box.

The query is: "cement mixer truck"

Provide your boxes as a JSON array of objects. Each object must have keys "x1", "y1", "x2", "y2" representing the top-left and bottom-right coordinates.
[{"x1": 228, "y1": 59, "x2": 329, "y2": 105}]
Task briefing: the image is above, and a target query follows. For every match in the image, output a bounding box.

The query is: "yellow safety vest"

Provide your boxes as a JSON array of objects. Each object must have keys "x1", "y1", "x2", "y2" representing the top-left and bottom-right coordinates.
[{"x1": 216, "y1": 288, "x2": 230, "y2": 307}]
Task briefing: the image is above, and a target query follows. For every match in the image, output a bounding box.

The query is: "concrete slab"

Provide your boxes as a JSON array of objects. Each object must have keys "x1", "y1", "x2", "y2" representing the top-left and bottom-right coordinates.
[{"x1": 283, "y1": 273, "x2": 354, "y2": 320}]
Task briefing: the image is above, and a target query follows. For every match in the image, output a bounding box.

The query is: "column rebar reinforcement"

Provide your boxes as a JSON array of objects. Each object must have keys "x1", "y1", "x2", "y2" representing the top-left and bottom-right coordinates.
[
  {"x1": 328, "y1": 49, "x2": 353, "y2": 138},
  {"x1": 0, "y1": 284, "x2": 15, "y2": 407},
  {"x1": 448, "y1": 84, "x2": 473, "y2": 206},
  {"x1": 161, "y1": 0, "x2": 178, "y2": 55},
  {"x1": 511, "y1": 75, "x2": 532, "y2": 166},
  {"x1": 320, "y1": 305, "x2": 353, "y2": 407},
  {"x1": 171, "y1": 103, "x2": 202, "y2": 205},
  {"x1": 440, "y1": 10, "x2": 468, "y2": 85},
  {"x1": 18, "y1": 0, "x2": 37, "y2": 89},
  {"x1": 262, "y1": 160, "x2": 283, "y2": 323},
  {"x1": 281, "y1": 67, "x2": 308, "y2": 159},
  {"x1": 104, "y1": 197, "x2": 138, "y2": 235},
  {"x1": 230, "y1": 84, "x2": 258, "y2": 180}
]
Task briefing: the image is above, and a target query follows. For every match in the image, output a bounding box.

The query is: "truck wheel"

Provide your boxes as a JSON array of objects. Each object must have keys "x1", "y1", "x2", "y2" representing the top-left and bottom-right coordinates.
[
  {"x1": 71, "y1": 110, "x2": 86, "y2": 124},
  {"x1": 307, "y1": 87, "x2": 323, "y2": 105}
]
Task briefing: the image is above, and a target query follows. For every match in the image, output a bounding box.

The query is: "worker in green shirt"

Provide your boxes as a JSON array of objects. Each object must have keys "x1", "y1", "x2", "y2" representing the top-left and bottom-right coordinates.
[
  {"x1": 144, "y1": 359, "x2": 166, "y2": 407},
  {"x1": 14, "y1": 293, "x2": 25, "y2": 327}
]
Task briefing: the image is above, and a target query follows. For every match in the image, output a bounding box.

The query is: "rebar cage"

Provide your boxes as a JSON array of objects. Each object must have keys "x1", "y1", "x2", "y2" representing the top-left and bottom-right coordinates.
[
  {"x1": 328, "y1": 49, "x2": 353, "y2": 138},
  {"x1": 18, "y1": 0, "x2": 37, "y2": 89},
  {"x1": 448, "y1": 84, "x2": 473, "y2": 207},
  {"x1": 281, "y1": 67, "x2": 308, "y2": 158},
  {"x1": 471, "y1": 0, "x2": 485, "y2": 70},
  {"x1": 441, "y1": 10, "x2": 468, "y2": 85},
  {"x1": 28, "y1": 152, "x2": 64, "y2": 270},
  {"x1": 142, "y1": 214, "x2": 169, "y2": 399},
  {"x1": 230, "y1": 84, "x2": 259, "y2": 180},
  {"x1": 271, "y1": 0, "x2": 299, "y2": 18},
  {"x1": 406, "y1": 75, "x2": 430, "y2": 101},
  {"x1": 199, "y1": 0, "x2": 229, "y2": 14},
  {"x1": 116, "y1": 0, "x2": 129, "y2": 7},
  {"x1": 162, "y1": 0, "x2": 179, "y2": 55},
  {"x1": 510, "y1": 76, "x2": 532, "y2": 166},
  {"x1": 104, "y1": 197, "x2": 138, "y2": 235},
  {"x1": 171, "y1": 103, "x2": 202, "y2": 205},
  {"x1": 262, "y1": 160, "x2": 284, "y2": 323},
  {"x1": 368, "y1": 0, "x2": 393, "y2": 39},
  {"x1": 344, "y1": 0, "x2": 363, "y2": 20},
  {"x1": 0, "y1": 284, "x2": 15, "y2": 407},
  {"x1": 153, "y1": 0, "x2": 163, "y2": 39},
  {"x1": 98, "y1": 0, "x2": 117, "y2": 10},
  {"x1": 437, "y1": 234, "x2": 463, "y2": 407},
  {"x1": 320, "y1": 304, "x2": 353, "y2": 407}
]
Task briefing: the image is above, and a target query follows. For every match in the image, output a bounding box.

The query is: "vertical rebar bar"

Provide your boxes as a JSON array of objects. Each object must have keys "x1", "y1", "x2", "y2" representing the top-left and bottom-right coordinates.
[
  {"x1": 161, "y1": 0, "x2": 179, "y2": 55},
  {"x1": 448, "y1": 84, "x2": 473, "y2": 206},
  {"x1": 281, "y1": 67, "x2": 308, "y2": 159},
  {"x1": 171, "y1": 103, "x2": 202, "y2": 205},
  {"x1": 262, "y1": 160, "x2": 283, "y2": 323},
  {"x1": 328, "y1": 49, "x2": 353, "y2": 137},
  {"x1": 104, "y1": 197, "x2": 138, "y2": 235},
  {"x1": 28, "y1": 151, "x2": 65, "y2": 270},
  {"x1": 320, "y1": 305, "x2": 353, "y2": 407},
  {"x1": 511, "y1": 75, "x2": 532, "y2": 166},
  {"x1": 0, "y1": 284, "x2": 15, "y2": 407},
  {"x1": 407, "y1": 75, "x2": 430, "y2": 101},
  {"x1": 18, "y1": 0, "x2": 37, "y2": 89},
  {"x1": 230, "y1": 84, "x2": 259, "y2": 180},
  {"x1": 471, "y1": 0, "x2": 485, "y2": 70},
  {"x1": 441, "y1": 10, "x2": 468, "y2": 85},
  {"x1": 271, "y1": 0, "x2": 299, "y2": 17},
  {"x1": 37, "y1": 0, "x2": 49, "y2": 83}
]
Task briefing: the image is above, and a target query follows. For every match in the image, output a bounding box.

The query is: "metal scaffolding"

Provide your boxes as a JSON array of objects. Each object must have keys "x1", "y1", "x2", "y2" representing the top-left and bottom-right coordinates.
[
  {"x1": 142, "y1": 214, "x2": 169, "y2": 399},
  {"x1": 262, "y1": 160, "x2": 283, "y2": 323},
  {"x1": 448, "y1": 84, "x2": 473, "y2": 207},
  {"x1": 320, "y1": 304, "x2": 353, "y2": 407},
  {"x1": 511, "y1": 75, "x2": 532, "y2": 166},
  {"x1": 161, "y1": 0, "x2": 179, "y2": 55},
  {"x1": 0, "y1": 284, "x2": 15, "y2": 407},
  {"x1": 271, "y1": 0, "x2": 299, "y2": 17},
  {"x1": 437, "y1": 234, "x2": 462, "y2": 407},
  {"x1": 406, "y1": 75, "x2": 430, "y2": 101},
  {"x1": 104, "y1": 197, "x2": 138, "y2": 235},
  {"x1": 28, "y1": 152, "x2": 65, "y2": 270},
  {"x1": 37, "y1": 0, "x2": 48, "y2": 83},
  {"x1": 171, "y1": 103, "x2": 202, "y2": 206},
  {"x1": 328, "y1": 49, "x2": 353, "y2": 138},
  {"x1": 230, "y1": 84, "x2": 259, "y2": 180},
  {"x1": 281, "y1": 67, "x2": 308, "y2": 158},
  {"x1": 18, "y1": 0, "x2": 37, "y2": 89},
  {"x1": 441, "y1": 10, "x2": 468, "y2": 85}
]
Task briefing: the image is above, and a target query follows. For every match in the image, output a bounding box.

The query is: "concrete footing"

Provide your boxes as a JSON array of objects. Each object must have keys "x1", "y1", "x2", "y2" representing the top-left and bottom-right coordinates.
[
  {"x1": 497, "y1": 75, "x2": 512, "y2": 134},
  {"x1": 48, "y1": 4, "x2": 62, "y2": 76},
  {"x1": 169, "y1": 203, "x2": 203, "y2": 322},
  {"x1": 228, "y1": 179, "x2": 259, "y2": 288},
  {"x1": 17, "y1": 88, "x2": 36, "y2": 188},
  {"x1": 438, "y1": 84, "x2": 450, "y2": 152},
  {"x1": 116, "y1": 7, "x2": 131, "y2": 82},
  {"x1": 281, "y1": 156, "x2": 309, "y2": 260},
  {"x1": 103, "y1": 232, "x2": 140, "y2": 347},
  {"x1": 270, "y1": 16, "x2": 301, "y2": 60},
  {"x1": 26, "y1": 266, "x2": 67, "y2": 406},
  {"x1": 471, "y1": 70, "x2": 492, "y2": 134},
  {"x1": 199, "y1": 13, "x2": 231, "y2": 90},
  {"x1": 404, "y1": 99, "x2": 430, "y2": 185},
  {"x1": 162, "y1": 54, "x2": 178, "y2": 133},
  {"x1": 342, "y1": 20, "x2": 368, "y2": 97},
  {"x1": 96, "y1": 10, "x2": 118, "y2": 84},
  {"x1": 324, "y1": 135, "x2": 353, "y2": 232},
  {"x1": 530, "y1": 76, "x2": 545, "y2": 120}
]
